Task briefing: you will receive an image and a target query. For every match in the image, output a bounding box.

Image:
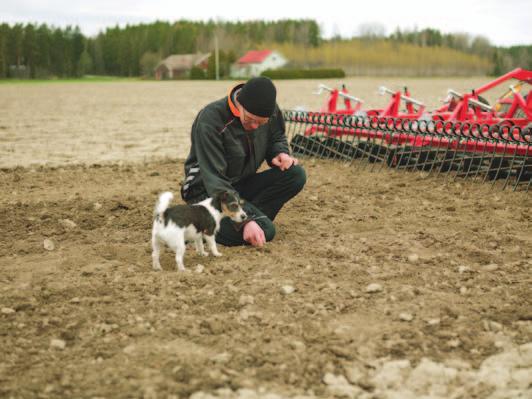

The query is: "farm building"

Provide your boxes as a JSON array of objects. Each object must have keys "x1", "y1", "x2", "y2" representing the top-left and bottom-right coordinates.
[
  {"x1": 230, "y1": 50, "x2": 287, "y2": 78},
  {"x1": 154, "y1": 53, "x2": 210, "y2": 80}
]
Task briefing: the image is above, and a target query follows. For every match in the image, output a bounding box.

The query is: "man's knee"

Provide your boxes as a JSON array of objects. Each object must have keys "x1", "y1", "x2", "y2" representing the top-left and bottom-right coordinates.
[{"x1": 284, "y1": 164, "x2": 306, "y2": 193}]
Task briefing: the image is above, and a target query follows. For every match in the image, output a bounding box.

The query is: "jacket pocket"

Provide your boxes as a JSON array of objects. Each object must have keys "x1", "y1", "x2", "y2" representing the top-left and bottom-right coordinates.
[{"x1": 225, "y1": 144, "x2": 246, "y2": 178}]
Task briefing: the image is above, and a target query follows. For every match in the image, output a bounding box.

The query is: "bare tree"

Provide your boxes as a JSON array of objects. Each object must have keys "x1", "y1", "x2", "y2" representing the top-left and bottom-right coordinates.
[{"x1": 357, "y1": 23, "x2": 386, "y2": 40}]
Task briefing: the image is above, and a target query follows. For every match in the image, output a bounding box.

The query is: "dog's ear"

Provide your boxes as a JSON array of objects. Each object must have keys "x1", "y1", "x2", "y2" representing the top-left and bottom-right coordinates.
[{"x1": 211, "y1": 191, "x2": 224, "y2": 212}]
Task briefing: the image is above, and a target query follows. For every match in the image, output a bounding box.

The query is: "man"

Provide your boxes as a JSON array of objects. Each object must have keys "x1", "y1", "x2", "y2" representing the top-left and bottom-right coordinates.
[{"x1": 181, "y1": 77, "x2": 306, "y2": 247}]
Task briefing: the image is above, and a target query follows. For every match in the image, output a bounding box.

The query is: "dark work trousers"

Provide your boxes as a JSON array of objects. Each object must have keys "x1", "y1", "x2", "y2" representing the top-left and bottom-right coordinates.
[{"x1": 216, "y1": 164, "x2": 306, "y2": 246}]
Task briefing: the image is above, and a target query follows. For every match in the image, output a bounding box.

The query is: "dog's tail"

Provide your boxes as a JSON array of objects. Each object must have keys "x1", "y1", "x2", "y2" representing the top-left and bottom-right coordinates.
[{"x1": 154, "y1": 191, "x2": 174, "y2": 218}]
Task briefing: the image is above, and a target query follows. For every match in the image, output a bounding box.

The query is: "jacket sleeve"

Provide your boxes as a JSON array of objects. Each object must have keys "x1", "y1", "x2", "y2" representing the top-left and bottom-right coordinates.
[
  {"x1": 193, "y1": 115, "x2": 236, "y2": 197},
  {"x1": 266, "y1": 106, "x2": 290, "y2": 166}
]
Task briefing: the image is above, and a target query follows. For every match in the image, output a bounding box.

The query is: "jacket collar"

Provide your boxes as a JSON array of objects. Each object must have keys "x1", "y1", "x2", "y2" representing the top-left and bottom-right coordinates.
[{"x1": 227, "y1": 83, "x2": 245, "y2": 117}]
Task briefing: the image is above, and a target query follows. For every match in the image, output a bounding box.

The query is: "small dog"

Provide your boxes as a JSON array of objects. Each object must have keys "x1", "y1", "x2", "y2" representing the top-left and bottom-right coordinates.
[{"x1": 151, "y1": 191, "x2": 247, "y2": 271}]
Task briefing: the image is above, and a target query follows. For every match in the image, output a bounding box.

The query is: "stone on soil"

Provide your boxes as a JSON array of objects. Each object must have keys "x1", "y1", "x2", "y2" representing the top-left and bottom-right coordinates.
[
  {"x1": 365, "y1": 283, "x2": 382, "y2": 293},
  {"x1": 195, "y1": 264, "x2": 205, "y2": 273},
  {"x1": 407, "y1": 253, "x2": 419, "y2": 263},
  {"x1": 43, "y1": 239, "x2": 55, "y2": 251},
  {"x1": 482, "y1": 263, "x2": 499, "y2": 272},
  {"x1": 399, "y1": 312, "x2": 414, "y2": 322},
  {"x1": 239, "y1": 294, "x2": 254, "y2": 306},
  {"x1": 280, "y1": 285, "x2": 295, "y2": 295},
  {"x1": 59, "y1": 219, "x2": 77, "y2": 229},
  {"x1": 50, "y1": 339, "x2": 66, "y2": 350}
]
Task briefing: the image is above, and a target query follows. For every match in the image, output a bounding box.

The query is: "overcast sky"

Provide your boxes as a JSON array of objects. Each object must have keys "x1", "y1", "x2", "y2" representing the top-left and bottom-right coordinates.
[{"x1": 1, "y1": 0, "x2": 531, "y2": 46}]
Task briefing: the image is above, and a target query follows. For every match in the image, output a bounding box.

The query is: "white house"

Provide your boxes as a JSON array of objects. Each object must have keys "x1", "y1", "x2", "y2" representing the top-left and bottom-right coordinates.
[{"x1": 230, "y1": 50, "x2": 287, "y2": 78}]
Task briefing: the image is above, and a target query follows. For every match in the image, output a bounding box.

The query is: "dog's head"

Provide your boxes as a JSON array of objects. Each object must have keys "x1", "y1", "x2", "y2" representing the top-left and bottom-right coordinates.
[{"x1": 212, "y1": 191, "x2": 247, "y2": 223}]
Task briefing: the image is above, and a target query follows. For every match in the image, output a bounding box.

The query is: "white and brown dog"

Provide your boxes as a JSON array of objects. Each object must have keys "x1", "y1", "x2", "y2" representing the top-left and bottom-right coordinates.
[{"x1": 151, "y1": 191, "x2": 247, "y2": 271}]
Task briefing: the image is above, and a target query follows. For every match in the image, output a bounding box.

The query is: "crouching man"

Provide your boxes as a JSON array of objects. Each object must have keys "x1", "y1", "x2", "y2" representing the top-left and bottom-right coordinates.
[{"x1": 181, "y1": 77, "x2": 306, "y2": 247}]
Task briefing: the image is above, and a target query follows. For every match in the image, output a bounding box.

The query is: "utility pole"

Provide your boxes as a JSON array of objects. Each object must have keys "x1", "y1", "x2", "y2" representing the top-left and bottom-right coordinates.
[{"x1": 214, "y1": 34, "x2": 220, "y2": 81}]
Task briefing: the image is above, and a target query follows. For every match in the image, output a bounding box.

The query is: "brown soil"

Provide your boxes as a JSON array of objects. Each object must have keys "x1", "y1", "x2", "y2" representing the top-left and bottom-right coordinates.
[
  {"x1": 0, "y1": 80, "x2": 530, "y2": 398},
  {"x1": 1, "y1": 157, "x2": 530, "y2": 398}
]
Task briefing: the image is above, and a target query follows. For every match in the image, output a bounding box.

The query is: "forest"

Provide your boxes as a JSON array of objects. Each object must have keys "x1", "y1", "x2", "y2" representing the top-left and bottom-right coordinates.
[{"x1": 0, "y1": 19, "x2": 529, "y2": 79}]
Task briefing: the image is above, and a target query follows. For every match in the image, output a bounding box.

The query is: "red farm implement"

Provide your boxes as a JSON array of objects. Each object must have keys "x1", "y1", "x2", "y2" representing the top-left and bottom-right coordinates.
[
  {"x1": 314, "y1": 84, "x2": 364, "y2": 115},
  {"x1": 434, "y1": 68, "x2": 532, "y2": 126},
  {"x1": 284, "y1": 69, "x2": 532, "y2": 191}
]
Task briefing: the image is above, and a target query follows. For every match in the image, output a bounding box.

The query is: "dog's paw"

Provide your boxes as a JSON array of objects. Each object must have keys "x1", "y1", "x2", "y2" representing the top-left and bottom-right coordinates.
[
  {"x1": 212, "y1": 252, "x2": 222, "y2": 257},
  {"x1": 198, "y1": 251, "x2": 209, "y2": 257},
  {"x1": 152, "y1": 263, "x2": 163, "y2": 271}
]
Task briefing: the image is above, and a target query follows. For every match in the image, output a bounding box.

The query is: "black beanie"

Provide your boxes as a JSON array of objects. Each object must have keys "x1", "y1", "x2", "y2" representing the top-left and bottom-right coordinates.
[{"x1": 237, "y1": 77, "x2": 277, "y2": 118}]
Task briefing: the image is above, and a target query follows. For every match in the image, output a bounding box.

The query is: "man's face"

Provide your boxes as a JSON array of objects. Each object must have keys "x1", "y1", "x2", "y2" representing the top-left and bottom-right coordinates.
[{"x1": 238, "y1": 105, "x2": 269, "y2": 131}]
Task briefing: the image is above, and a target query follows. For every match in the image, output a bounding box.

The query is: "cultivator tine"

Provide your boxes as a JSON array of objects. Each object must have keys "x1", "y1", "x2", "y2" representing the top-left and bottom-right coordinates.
[
  {"x1": 492, "y1": 129, "x2": 512, "y2": 189},
  {"x1": 451, "y1": 124, "x2": 468, "y2": 181},
  {"x1": 482, "y1": 125, "x2": 503, "y2": 184},
  {"x1": 443, "y1": 124, "x2": 462, "y2": 182},
  {"x1": 423, "y1": 123, "x2": 439, "y2": 175},
  {"x1": 436, "y1": 124, "x2": 457, "y2": 178},
  {"x1": 343, "y1": 119, "x2": 360, "y2": 165},
  {"x1": 526, "y1": 160, "x2": 532, "y2": 193},
  {"x1": 417, "y1": 122, "x2": 441, "y2": 173},
  {"x1": 470, "y1": 125, "x2": 491, "y2": 181},
  {"x1": 461, "y1": 124, "x2": 481, "y2": 180},
  {"x1": 403, "y1": 121, "x2": 419, "y2": 172},
  {"x1": 283, "y1": 111, "x2": 530, "y2": 191},
  {"x1": 284, "y1": 110, "x2": 297, "y2": 144},
  {"x1": 515, "y1": 127, "x2": 532, "y2": 192},
  {"x1": 410, "y1": 121, "x2": 425, "y2": 171},
  {"x1": 368, "y1": 119, "x2": 380, "y2": 171},
  {"x1": 378, "y1": 120, "x2": 396, "y2": 172},
  {"x1": 350, "y1": 117, "x2": 369, "y2": 167},
  {"x1": 502, "y1": 143, "x2": 519, "y2": 191}
]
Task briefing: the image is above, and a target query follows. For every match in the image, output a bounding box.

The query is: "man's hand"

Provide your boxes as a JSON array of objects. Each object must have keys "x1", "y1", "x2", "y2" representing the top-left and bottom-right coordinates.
[
  {"x1": 243, "y1": 220, "x2": 266, "y2": 247},
  {"x1": 271, "y1": 153, "x2": 298, "y2": 171}
]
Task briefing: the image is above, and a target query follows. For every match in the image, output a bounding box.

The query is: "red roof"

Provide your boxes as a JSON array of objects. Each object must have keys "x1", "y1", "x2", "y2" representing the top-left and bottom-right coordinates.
[{"x1": 236, "y1": 50, "x2": 272, "y2": 64}]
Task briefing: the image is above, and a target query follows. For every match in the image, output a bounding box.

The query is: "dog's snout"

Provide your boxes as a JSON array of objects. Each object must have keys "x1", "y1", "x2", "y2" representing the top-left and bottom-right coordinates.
[{"x1": 240, "y1": 211, "x2": 248, "y2": 221}]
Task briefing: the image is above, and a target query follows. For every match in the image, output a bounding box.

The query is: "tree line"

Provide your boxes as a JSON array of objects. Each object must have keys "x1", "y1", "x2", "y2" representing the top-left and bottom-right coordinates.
[
  {"x1": 0, "y1": 23, "x2": 85, "y2": 78},
  {"x1": 387, "y1": 27, "x2": 531, "y2": 73},
  {"x1": 0, "y1": 20, "x2": 529, "y2": 79},
  {"x1": 0, "y1": 20, "x2": 319, "y2": 79}
]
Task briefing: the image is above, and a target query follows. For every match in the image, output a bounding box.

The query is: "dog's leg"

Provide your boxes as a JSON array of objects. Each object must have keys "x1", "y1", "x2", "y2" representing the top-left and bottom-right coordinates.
[
  {"x1": 205, "y1": 235, "x2": 222, "y2": 257},
  {"x1": 151, "y1": 230, "x2": 163, "y2": 271},
  {"x1": 175, "y1": 235, "x2": 186, "y2": 272},
  {"x1": 195, "y1": 236, "x2": 208, "y2": 257}
]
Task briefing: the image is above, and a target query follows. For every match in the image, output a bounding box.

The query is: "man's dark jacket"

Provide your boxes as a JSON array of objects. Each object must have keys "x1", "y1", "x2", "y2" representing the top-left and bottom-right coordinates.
[{"x1": 181, "y1": 84, "x2": 289, "y2": 203}]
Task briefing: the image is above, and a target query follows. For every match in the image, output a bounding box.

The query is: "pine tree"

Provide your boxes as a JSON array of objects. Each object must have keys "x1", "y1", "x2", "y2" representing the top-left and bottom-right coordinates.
[
  {"x1": 0, "y1": 24, "x2": 7, "y2": 78},
  {"x1": 23, "y1": 24, "x2": 38, "y2": 78}
]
